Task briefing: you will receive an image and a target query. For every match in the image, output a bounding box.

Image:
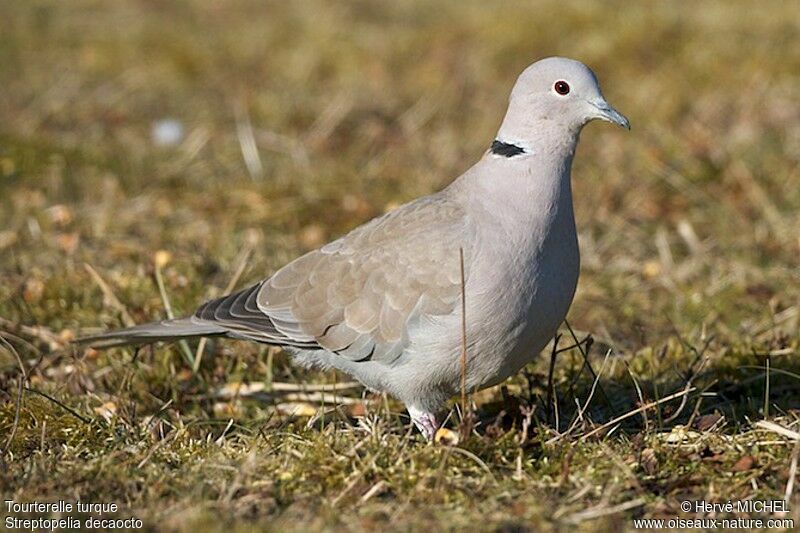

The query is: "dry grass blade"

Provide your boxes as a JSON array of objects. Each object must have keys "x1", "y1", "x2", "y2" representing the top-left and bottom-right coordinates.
[
  {"x1": 624, "y1": 360, "x2": 649, "y2": 432},
  {"x1": 564, "y1": 497, "x2": 647, "y2": 524},
  {"x1": 754, "y1": 420, "x2": 800, "y2": 441},
  {"x1": 153, "y1": 255, "x2": 196, "y2": 369},
  {"x1": 359, "y1": 480, "x2": 386, "y2": 504},
  {"x1": 447, "y1": 446, "x2": 498, "y2": 485},
  {"x1": 235, "y1": 99, "x2": 264, "y2": 180},
  {"x1": 305, "y1": 93, "x2": 354, "y2": 148},
  {"x1": 194, "y1": 244, "x2": 254, "y2": 372},
  {"x1": 332, "y1": 471, "x2": 364, "y2": 506},
  {"x1": 564, "y1": 319, "x2": 613, "y2": 413},
  {"x1": 269, "y1": 381, "x2": 362, "y2": 392},
  {"x1": 137, "y1": 429, "x2": 183, "y2": 469},
  {"x1": 548, "y1": 348, "x2": 612, "y2": 444},
  {"x1": 664, "y1": 358, "x2": 708, "y2": 424},
  {"x1": 580, "y1": 387, "x2": 696, "y2": 441},
  {"x1": 214, "y1": 418, "x2": 234, "y2": 445},
  {"x1": 210, "y1": 381, "x2": 363, "y2": 407},
  {"x1": 765, "y1": 355, "x2": 771, "y2": 419},
  {"x1": 0, "y1": 316, "x2": 64, "y2": 350},
  {"x1": 84, "y1": 263, "x2": 135, "y2": 327},
  {"x1": 219, "y1": 389, "x2": 361, "y2": 405},
  {"x1": 786, "y1": 440, "x2": 800, "y2": 502}
]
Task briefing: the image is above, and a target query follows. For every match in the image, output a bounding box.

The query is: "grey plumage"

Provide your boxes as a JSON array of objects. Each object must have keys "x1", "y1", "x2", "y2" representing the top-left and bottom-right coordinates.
[{"x1": 80, "y1": 57, "x2": 629, "y2": 440}]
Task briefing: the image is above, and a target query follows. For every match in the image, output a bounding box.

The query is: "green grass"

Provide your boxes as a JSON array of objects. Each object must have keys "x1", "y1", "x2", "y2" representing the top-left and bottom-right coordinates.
[{"x1": 1, "y1": 0, "x2": 799, "y2": 530}]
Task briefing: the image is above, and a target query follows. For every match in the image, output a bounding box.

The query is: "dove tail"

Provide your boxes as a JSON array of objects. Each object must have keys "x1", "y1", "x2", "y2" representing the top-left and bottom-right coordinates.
[{"x1": 77, "y1": 318, "x2": 227, "y2": 348}]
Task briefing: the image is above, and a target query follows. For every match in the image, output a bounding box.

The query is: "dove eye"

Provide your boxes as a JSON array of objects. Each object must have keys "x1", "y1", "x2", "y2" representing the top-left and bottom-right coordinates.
[{"x1": 554, "y1": 81, "x2": 570, "y2": 95}]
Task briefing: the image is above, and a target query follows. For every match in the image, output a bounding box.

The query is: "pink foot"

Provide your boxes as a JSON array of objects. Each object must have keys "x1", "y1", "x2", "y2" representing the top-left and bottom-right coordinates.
[{"x1": 407, "y1": 406, "x2": 442, "y2": 441}]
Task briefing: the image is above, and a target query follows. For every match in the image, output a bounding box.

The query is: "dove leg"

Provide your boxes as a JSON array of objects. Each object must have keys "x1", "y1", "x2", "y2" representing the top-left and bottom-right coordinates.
[{"x1": 407, "y1": 406, "x2": 442, "y2": 441}]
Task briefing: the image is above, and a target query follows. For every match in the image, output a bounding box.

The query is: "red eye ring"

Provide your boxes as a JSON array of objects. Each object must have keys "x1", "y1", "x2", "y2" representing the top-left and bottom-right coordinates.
[{"x1": 554, "y1": 80, "x2": 570, "y2": 95}]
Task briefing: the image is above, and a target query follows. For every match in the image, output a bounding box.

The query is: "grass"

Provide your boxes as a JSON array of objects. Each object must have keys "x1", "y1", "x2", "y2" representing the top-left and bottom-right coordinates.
[{"x1": 1, "y1": 0, "x2": 799, "y2": 530}]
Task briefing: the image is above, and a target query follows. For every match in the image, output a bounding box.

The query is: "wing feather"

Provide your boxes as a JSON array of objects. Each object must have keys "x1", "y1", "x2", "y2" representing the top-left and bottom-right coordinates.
[
  {"x1": 257, "y1": 193, "x2": 474, "y2": 362},
  {"x1": 184, "y1": 193, "x2": 473, "y2": 361}
]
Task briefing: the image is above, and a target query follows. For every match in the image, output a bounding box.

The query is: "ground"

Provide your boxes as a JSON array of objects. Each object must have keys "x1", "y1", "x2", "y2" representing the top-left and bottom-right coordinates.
[{"x1": 1, "y1": 1, "x2": 799, "y2": 531}]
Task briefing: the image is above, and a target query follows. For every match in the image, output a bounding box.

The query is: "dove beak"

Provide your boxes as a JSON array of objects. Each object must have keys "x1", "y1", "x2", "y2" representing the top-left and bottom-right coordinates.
[{"x1": 590, "y1": 99, "x2": 630, "y2": 130}]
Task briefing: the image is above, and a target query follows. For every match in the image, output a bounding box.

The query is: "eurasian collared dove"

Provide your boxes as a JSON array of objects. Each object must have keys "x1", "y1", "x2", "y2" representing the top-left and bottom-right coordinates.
[{"x1": 81, "y1": 57, "x2": 629, "y2": 440}]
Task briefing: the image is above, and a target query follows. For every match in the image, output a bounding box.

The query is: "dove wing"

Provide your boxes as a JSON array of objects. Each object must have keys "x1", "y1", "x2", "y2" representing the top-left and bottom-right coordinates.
[{"x1": 194, "y1": 193, "x2": 473, "y2": 362}]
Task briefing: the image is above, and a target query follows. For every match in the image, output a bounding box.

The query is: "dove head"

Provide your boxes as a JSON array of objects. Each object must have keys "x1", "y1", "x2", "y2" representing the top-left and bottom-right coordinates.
[{"x1": 496, "y1": 57, "x2": 629, "y2": 150}]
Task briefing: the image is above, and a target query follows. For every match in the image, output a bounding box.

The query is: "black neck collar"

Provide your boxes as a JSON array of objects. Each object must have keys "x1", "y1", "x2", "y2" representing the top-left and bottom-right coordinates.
[{"x1": 490, "y1": 139, "x2": 526, "y2": 157}]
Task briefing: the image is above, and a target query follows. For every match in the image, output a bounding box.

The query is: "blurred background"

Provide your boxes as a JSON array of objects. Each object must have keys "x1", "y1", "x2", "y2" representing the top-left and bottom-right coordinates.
[{"x1": 1, "y1": 0, "x2": 799, "y2": 529}]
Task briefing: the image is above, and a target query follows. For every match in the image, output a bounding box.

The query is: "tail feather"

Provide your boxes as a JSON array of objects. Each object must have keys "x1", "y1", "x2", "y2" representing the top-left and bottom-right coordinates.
[{"x1": 77, "y1": 318, "x2": 226, "y2": 348}]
